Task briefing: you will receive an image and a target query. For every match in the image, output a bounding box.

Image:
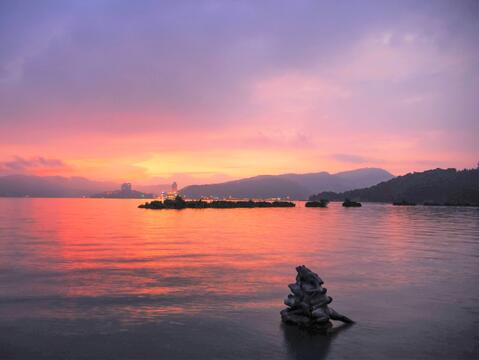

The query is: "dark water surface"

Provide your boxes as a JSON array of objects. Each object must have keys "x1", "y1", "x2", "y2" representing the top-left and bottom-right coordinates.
[{"x1": 0, "y1": 198, "x2": 478, "y2": 359}]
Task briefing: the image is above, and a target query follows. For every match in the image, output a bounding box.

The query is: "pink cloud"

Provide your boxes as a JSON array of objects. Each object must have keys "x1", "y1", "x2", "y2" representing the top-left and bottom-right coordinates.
[{"x1": 0, "y1": 156, "x2": 69, "y2": 175}]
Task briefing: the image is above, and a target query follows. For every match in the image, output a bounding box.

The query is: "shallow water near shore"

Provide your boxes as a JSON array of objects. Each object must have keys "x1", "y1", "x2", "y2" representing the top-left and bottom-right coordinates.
[{"x1": 0, "y1": 198, "x2": 478, "y2": 359}]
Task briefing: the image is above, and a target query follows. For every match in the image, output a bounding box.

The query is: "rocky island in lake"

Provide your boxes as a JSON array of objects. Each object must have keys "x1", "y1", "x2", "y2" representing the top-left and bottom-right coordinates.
[
  {"x1": 305, "y1": 199, "x2": 329, "y2": 208},
  {"x1": 281, "y1": 265, "x2": 353, "y2": 332},
  {"x1": 139, "y1": 196, "x2": 295, "y2": 209},
  {"x1": 342, "y1": 199, "x2": 362, "y2": 207}
]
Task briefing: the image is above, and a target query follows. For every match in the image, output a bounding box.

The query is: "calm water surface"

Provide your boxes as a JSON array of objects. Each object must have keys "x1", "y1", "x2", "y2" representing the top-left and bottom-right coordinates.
[{"x1": 0, "y1": 198, "x2": 478, "y2": 359}]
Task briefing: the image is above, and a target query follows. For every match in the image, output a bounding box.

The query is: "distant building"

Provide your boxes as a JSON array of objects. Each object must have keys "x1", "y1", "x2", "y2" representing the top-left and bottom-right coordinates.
[
  {"x1": 91, "y1": 182, "x2": 154, "y2": 199},
  {"x1": 121, "y1": 183, "x2": 132, "y2": 192},
  {"x1": 171, "y1": 182, "x2": 178, "y2": 193}
]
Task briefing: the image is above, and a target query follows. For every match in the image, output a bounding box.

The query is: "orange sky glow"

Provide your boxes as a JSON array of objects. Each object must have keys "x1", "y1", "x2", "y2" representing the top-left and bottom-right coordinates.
[{"x1": 1, "y1": 1, "x2": 478, "y2": 186}]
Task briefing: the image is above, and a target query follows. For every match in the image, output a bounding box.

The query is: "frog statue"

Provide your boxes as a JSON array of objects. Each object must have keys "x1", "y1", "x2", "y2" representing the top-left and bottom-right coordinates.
[{"x1": 280, "y1": 265, "x2": 353, "y2": 331}]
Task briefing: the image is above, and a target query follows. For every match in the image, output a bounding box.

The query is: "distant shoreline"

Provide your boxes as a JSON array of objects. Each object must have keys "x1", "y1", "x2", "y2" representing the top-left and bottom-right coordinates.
[{"x1": 0, "y1": 197, "x2": 478, "y2": 207}]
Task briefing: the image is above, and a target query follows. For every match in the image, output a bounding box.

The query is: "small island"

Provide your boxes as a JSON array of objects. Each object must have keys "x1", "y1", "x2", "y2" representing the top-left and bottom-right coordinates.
[
  {"x1": 139, "y1": 196, "x2": 295, "y2": 209},
  {"x1": 342, "y1": 199, "x2": 362, "y2": 207},
  {"x1": 305, "y1": 199, "x2": 329, "y2": 208}
]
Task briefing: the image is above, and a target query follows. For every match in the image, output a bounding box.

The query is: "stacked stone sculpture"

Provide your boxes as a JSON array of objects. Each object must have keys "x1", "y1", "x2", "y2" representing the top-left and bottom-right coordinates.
[{"x1": 281, "y1": 265, "x2": 353, "y2": 331}]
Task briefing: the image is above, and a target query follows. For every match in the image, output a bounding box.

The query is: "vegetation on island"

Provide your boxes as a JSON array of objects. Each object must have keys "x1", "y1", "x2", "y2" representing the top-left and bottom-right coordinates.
[
  {"x1": 305, "y1": 199, "x2": 329, "y2": 208},
  {"x1": 138, "y1": 196, "x2": 295, "y2": 209},
  {"x1": 309, "y1": 168, "x2": 479, "y2": 206},
  {"x1": 342, "y1": 199, "x2": 362, "y2": 207}
]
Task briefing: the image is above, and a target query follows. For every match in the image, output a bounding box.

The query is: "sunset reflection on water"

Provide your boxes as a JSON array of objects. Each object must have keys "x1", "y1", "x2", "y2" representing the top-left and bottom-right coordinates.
[{"x1": 0, "y1": 198, "x2": 478, "y2": 359}]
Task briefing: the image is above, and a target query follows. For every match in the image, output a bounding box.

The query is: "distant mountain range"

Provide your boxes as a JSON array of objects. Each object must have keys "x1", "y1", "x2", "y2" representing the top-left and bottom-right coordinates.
[
  {"x1": 0, "y1": 175, "x2": 170, "y2": 197},
  {"x1": 179, "y1": 168, "x2": 394, "y2": 200},
  {"x1": 309, "y1": 168, "x2": 479, "y2": 204},
  {"x1": 2, "y1": 168, "x2": 477, "y2": 204}
]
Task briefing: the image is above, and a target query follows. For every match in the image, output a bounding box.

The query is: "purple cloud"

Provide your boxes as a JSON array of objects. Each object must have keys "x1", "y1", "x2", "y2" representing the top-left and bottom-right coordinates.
[
  {"x1": 1, "y1": 0, "x2": 477, "y2": 135},
  {"x1": 0, "y1": 156, "x2": 67, "y2": 174},
  {"x1": 0, "y1": 0, "x2": 477, "y2": 176}
]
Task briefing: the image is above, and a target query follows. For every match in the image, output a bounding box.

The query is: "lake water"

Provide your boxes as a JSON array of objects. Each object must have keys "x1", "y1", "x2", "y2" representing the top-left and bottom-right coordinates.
[{"x1": 0, "y1": 198, "x2": 478, "y2": 359}]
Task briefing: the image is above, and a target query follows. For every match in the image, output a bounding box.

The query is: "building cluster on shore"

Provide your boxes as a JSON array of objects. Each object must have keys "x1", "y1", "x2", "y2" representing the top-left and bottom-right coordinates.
[
  {"x1": 91, "y1": 182, "x2": 155, "y2": 199},
  {"x1": 157, "y1": 182, "x2": 179, "y2": 200},
  {"x1": 91, "y1": 181, "x2": 179, "y2": 199}
]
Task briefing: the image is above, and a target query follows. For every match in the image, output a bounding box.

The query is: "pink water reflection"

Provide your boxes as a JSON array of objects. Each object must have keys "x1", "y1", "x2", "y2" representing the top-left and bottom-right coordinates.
[{"x1": 0, "y1": 198, "x2": 478, "y2": 321}]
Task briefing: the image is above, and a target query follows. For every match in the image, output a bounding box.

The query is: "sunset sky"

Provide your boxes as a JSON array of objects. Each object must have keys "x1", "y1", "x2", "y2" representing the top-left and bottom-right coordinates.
[{"x1": 1, "y1": 0, "x2": 478, "y2": 186}]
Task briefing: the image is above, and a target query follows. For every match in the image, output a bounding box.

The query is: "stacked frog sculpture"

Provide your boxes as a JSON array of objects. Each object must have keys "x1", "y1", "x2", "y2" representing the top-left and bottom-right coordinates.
[{"x1": 281, "y1": 265, "x2": 353, "y2": 331}]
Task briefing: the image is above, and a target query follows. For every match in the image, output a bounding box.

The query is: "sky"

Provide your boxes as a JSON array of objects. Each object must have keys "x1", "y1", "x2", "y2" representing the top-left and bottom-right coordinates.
[{"x1": 1, "y1": 0, "x2": 478, "y2": 186}]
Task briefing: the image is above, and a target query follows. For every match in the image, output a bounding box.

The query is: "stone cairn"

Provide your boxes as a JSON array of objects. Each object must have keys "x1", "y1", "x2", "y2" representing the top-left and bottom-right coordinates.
[{"x1": 281, "y1": 265, "x2": 353, "y2": 331}]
